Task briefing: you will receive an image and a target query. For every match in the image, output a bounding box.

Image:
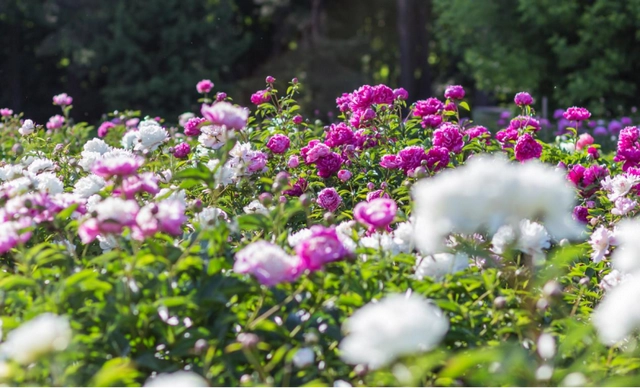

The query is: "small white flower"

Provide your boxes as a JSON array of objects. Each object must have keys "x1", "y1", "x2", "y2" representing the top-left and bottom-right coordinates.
[
  {"x1": 292, "y1": 347, "x2": 315, "y2": 368},
  {"x1": 121, "y1": 130, "x2": 138, "y2": 149},
  {"x1": 85, "y1": 194, "x2": 102, "y2": 213},
  {"x1": 517, "y1": 219, "x2": 551, "y2": 264},
  {"x1": 19, "y1": 119, "x2": 35, "y2": 136},
  {"x1": 144, "y1": 371, "x2": 208, "y2": 387},
  {"x1": 73, "y1": 175, "x2": 106, "y2": 198},
  {"x1": 244, "y1": 200, "x2": 269, "y2": 215},
  {"x1": 339, "y1": 294, "x2": 449, "y2": 369},
  {"x1": 589, "y1": 226, "x2": 615, "y2": 263},
  {"x1": 26, "y1": 158, "x2": 55, "y2": 174},
  {"x1": 195, "y1": 207, "x2": 228, "y2": 227},
  {"x1": 612, "y1": 197, "x2": 637, "y2": 216},
  {"x1": 414, "y1": 252, "x2": 469, "y2": 281},
  {"x1": 537, "y1": 333, "x2": 556, "y2": 359},
  {"x1": 93, "y1": 197, "x2": 139, "y2": 224},
  {"x1": 206, "y1": 159, "x2": 235, "y2": 187},
  {"x1": 0, "y1": 313, "x2": 71, "y2": 364},
  {"x1": 134, "y1": 119, "x2": 168, "y2": 152},
  {"x1": 198, "y1": 125, "x2": 229, "y2": 150},
  {"x1": 83, "y1": 138, "x2": 112, "y2": 154},
  {"x1": 35, "y1": 172, "x2": 64, "y2": 194},
  {"x1": 561, "y1": 372, "x2": 587, "y2": 387}
]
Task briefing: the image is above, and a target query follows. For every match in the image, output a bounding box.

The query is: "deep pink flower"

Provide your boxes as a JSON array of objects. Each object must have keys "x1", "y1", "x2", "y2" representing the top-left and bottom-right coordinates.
[
  {"x1": 563, "y1": 107, "x2": 591, "y2": 121},
  {"x1": 98, "y1": 122, "x2": 115, "y2": 138},
  {"x1": 444, "y1": 85, "x2": 465, "y2": 100},
  {"x1": 588, "y1": 146, "x2": 600, "y2": 159},
  {"x1": 366, "y1": 189, "x2": 390, "y2": 202},
  {"x1": 433, "y1": 123, "x2": 464, "y2": 153},
  {"x1": 300, "y1": 140, "x2": 321, "y2": 163},
  {"x1": 267, "y1": 134, "x2": 291, "y2": 154},
  {"x1": 398, "y1": 146, "x2": 427, "y2": 174},
  {"x1": 444, "y1": 102, "x2": 457, "y2": 112},
  {"x1": 315, "y1": 152, "x2": 343, "y2": 178},
  {"x1": 325, "y1": 123, "x2": 355, "y2": 147},
  {"x1": 216, "y1": 92, "x2": 227, "y2": 101},
  {"x1": 465, "y1": 126, "x2": 489, "y2": 141},
  {"x1": 576, "y1": 133, "x2": 594, "y2": 151},
  {"x1": 173, "y1": 142, "x2": 191, "y2": 159},
  {"x1": 380, "y1": 154, "x2": 402, "y2": 169},
  {"x1": 567, "y1": 164, "x2": 586, "y2": 186},
  {"x1": 393, "y1": 88, "x2": 409, "y2": 100},
  {"x1": 425, "y1": 146, "x2": 450, "y2": 172},
  {"x1": 283, "y1": 177, "x2": 308, "y2": 197},
  {"x1": 196, "y1": 79, "x2": 214, "y2": 94},
  {"x1": 514, "y1": 92, "x2": 534, "y2": 106},
  {"x1": 251, "y1": 89, "x2": 271, "y2": 105},
  {"x1": 265, "y1": 75, "x2": 276, "y2": 84},
  {"x1": 184, "y1": 117, "x2": 206, "y2": 136},
  {"x1": 295, "y1": 225, "x2": 351, "y2": 271},
  {"x1": 92, "y1": 155, "x2": 143, "y2": 178},
  {"x1": 508, "y1": 116, "x2": 541, "y2": 132},
  {"x1": 354, "y1": 198, "x2": 397, "y2": 229},
  {"x1": 201, "y1": 102, "x2": 249, "y2": 130},
  {"x1": 583, "y1": 165, "x2": 608, "y2": 187},
  {"x1": 573, "y1": 206, "x2": 589, "y2": 224},
  {"x1": 413, "y1": 98, "x2": 444, "y2": 117},
  {"x1": 514, "y1": 133, "x2": 542, "y2": 162},
  {"x1": 350, "y1": 85, "x2": 375, "y2": 111},
  {"x1": 52, "y1": 93, "x2": 73, "y2": 106},
  {"x1": 0, "y1": 108, "x2": 13, "y2": 117},
  {"x1": 421, "y1": 114, "x2": 443, "y2": 129},
  {"x1": 337, "y1": 170, "x2": 352, "y2": 182},
  {"x1": 372, "y1": 84, "x2": 394, "y2": 105},
  {"x1": 317, "y1": 188, "x2": 342, "y2": 212},
  {"x1": 293, "y1": 115, "x2": 303, "y2": 124},
  {"x1": 349, "y1": 108, "x2": 376, "y2": 128},
  {"x1": 288, "y1": 155, "x2": 300, "y2": 168},
  {"x1": 46, "y1": 115, "x2": 65, "y2": 130},
  {"x1": 495, "y1": 128, "x2": 519, "y2": 148},
  {"x1": 120, "y1": 172, "x2": 160, "y2": 199}
]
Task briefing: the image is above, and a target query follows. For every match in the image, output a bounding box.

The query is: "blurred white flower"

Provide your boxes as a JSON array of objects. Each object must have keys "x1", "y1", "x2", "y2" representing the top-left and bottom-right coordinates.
[
  {"x1": 561, "y1": 372, "x2": 587, "y2": 387},
  {"x1": 73, "y1": 175, "x2": 105, "y2": 198},
  {"x1": 288, "y1": 228, "x2": 312, "y2": 248},
  {"x1": 611, "y1": 220, "x2": 640, "y2": 273},
  {"x1": 537, "y1": 333, "x2": 556, "y2": 359},
  {"x1": 121, "y1": 130, "x2": 138, "y2": 149},
  {"x1": 412, "y1": 155, "x2": 581, "y2": 255},
  {"x1": 18, "y1": 119, "x2": 35, "y2": 136},
  {"x1": 517, "y1": 219, "x2": 551, "y2": 264},
  {"x1": 593, "y1": 274, "x2": 640, "y2": 345},
  {"x1": 34, "y1": 172, "x2": 64, "y2": 194},
  {"x1": 339, "y1": 294, "x2": 448, "y2": 369},
  {"x1": 0, "y1": 165, "x2": 25, "y2": 181},
  {"x1": 243, "y1": 200, "x2": 268, "y2": 215},
  {"x1": 97, "y1": 235, "x2": 118, "y2": 252},
  {"x1": 292, "y1": 347, "x2": 315, "y2": 368},
  {"x1": 589, "y1": 226, "x2": 616, "y2": 264},
  {"x1": 155, "y1": 188, "x2": 187, "y2": 207},
  {"x1": 83, "y1": 138, "x2": 112, "y2": 154},
  {"x1": 414, "y1": 252, "x2": 469, "y2": 281},
  {"x1": 600, "y1": 269, "x2": 632, "y2": 291},
  {"x1": 26, "y1": 158, "x2": 55, "y2": 174},
  {"x1": 144, "y1": 371, "x2": 208, "y2": 387},
  {"x1": 1, "y1": 313, "x2": 71, "y2": 364},
  {"x1": 134, "y1": 119, "x2": 168, "y2": 153},
  {"x1": 195, "y1": 207, "x2": 228, "y2": 227}
]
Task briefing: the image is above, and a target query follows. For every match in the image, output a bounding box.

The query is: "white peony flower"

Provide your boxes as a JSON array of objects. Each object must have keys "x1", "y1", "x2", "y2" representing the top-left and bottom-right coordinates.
[
  {"x1": 144, "y1": 371, "x2": 208, "y2": 387},
  {"x1": 198, "y1": 125, "x2": 229, "y2": 150},
  {"x1": 537, "y1": 333, "x2": 556, "y2": 359},
  {"x1": 601, "y1": 174, "x2": 640, "y2": 202},
  {"x1": 412, "y1": 154, "x2": 581, "y2": 254},
  {"x1": 85, "y1": 194, "x2": 102, "y2": 213},
  {"x1": 339, "y1": 294, "x2": 449, "y2": 369},
  {"x1": 593, "y1": 273, "x2": 640, "y2": 345},
  {"x1": 516, "y1": 219, "x2": 551, "y2": 264},
  {"x1": 0, "y1": 313, "x2": 71, "y2": 364},
  {"x1": 26, "y1": 158, "x2": 55, "y2": 174},
  {"x1": 93, "y1": 197, "x2": 139, "y2": 224},
  {"x1": 206, "y1": 159, "x2": 236, "y2": 187},
  {"x1": 73, "y1": 175, "x2": 106, "y2": 198},
  {"x1": 612, "y1": 197, "x2": 637, "y2": 216},
  {"x1": 19, "y1": 119, "x2": 35, "y2": 136},
  {"x1": 392, "y1": 221, "x2": 414, "y2": 253},
  {"x1": 0, "y1": 165, "x2": 25, "y2": 181},
  {"x1": 292, "y1": 347, "x2": 315, "y2": 368},
  {"x1": 610, "y1": 219, "x2": 640, "y2": 273},
  {"x1": 335, "y1": 221, "x2": 359, "y2": 252},
  {"x1": 600, "y1": 269, "x2": 632, "y2": 291},
  {"x1": 134, "y1": 119, "x2": 168, "y2": 152},
  {"x1": 195, "y1": 207, "x2": 228, "y2": 227},
  {"x1": 414, "y1": 252, "x2": 469, "y2": 281},
  {"x1": 83, "y1": 138, "x2": 112, "y2": 154},
  {"x1": 97, "y1": 235, "x2": 119, "y2": 252},
  {"x1": 589, "y1": 226, "x2": 616, "y2": 264},
  {"x1": 288, "y1": 228, "x2": 313, "y2": 248},
  {"x1": 34, "y1": 172, "x2": 64, "y2": 194},
  {"x1": 243, "y1": 200, "x2": 269, "y2": 215},
  {"x1": 121, "y1": 130, "x2": 138, "y2": 149}
]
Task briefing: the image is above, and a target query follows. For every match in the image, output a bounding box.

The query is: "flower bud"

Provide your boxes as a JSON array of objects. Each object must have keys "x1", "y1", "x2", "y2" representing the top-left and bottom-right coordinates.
[
  {"x1": 259, "y1": 192, "x2": 273, "y2": 206},
  {"x1": 543, "y1": 280, "x2": 563, "y2": 298},
  {"x1": 237, "y1": 333, "x2": 259, "y2": 350},
  {"x1": 292, "y1": 348, "x2": 315, "y2": 369},
  {"x1": 493, "y1": 296, "x2": 507, "y2": 309}
]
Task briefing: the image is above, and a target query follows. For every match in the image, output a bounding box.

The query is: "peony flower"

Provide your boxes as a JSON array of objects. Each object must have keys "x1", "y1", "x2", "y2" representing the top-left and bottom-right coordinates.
[
  {"x1": 612, "y1": 197, "x2": 637, "y2": 216},
  {"x1": 337, "y1": 169, "x2": 352, "y2": 182},
  {"x1": 600, "y1": 174, "x2": 640, "y2": 201},
  {"x1": 589, "y1": 226, "x2": 615, "y2": 263},
  {"x1": 600, "y1": 269, "x2": 631, "y2": 291},
  {"x1": 52, "y1": 93, "x2": 73, "y2": 106},
  {"x1": 201, "y1": 102, "x2": 249, "y2": 130},
  {"x1": 251, "y1": 89, "x2": 271, "y2": 105},
  {"x1": 393, "y1": 88, "x2": 409, "y2": 100},
  {"x1": 195, "y1": 207, "x2": 228, "y2": 227},
  {"x1": 134, "y1": 119, "x2": 168, "y2": 152},
  {"x1": 266, "y1": 134, "x2": 291, "y2": 154},
  {"x1": 196, "y1": 79, "x2": 214, "y2": 94},
  {"x1": 339, "y1": 294, "x2": 449, "y2": 369},
  {"x1": 144, "y1": 371, "x2": 209, "y2": 387},
  {"x1": 234, "y1": 241, "x2": 303, "y2": 286},
  {"x1": 572, "y1": 206, "x2": 588, "y2": 223},
  {"x1": 98, "y1": 121, "x2": 115, "y2": 138},
  {"x1": 514, "y1": 92, "x2": 534, "y2": 106},
  {"x1": 295, "y1": 225, "x2": 351, "y2": 271},
  {"x1": 433, "y1": 123, "x2": 464, "y2": 153},
  {"x1": 563, "y1": 107, "x2": 591, "y2": 121},
  {"x1": 421, "y1": 114, "x2": 443, "y2": 129},
  {"x1": 292, "y1": 115, "x2": 303, "y2": 124},
  {"x1": 0, "y1": 108, "x2": 13, "y2": 117},
  {"x1": 576, "y1": 133, "x2": 594, "y2": 151},
  {"x1": 325, "y1": 123, "x2": 355, "y2": 148},
  {"x1": 292, "y1": 348, "x2": 315, "y2": 369},
  {"x1": 0, "y1": 313, "x2": 71, "y2": 365},
  {"x1": 92, "y1": 154, "x2": 143, "y2": 178},
  {"x1": 184, "y1": 117, "x2": 206, "y2": 137},
  {"x1": 514, "y1": 133, "x2": 542, "y2": 162},
  {"x1": 19, "y1": 119, "x2": 35, "y2": 136},
  {"x1": 412, "y1": 154, "x2": 582, "y2": 254},
  {"x1": 380, "y1": 154, "x2": 402, "y2": 169},
  {"x1": 593, "y1": 276, "x2": 640, "y2": 346},
  {"x1": 354, "y1": 198, "x2": 397, "y2": 230},
  {"x1": 287, "y1": 155, "x2": 300, "y2": 168},
  {"x1": 315, "y1": 152, "x2": 343, "y2": 178},
  {"x1": 317, "y1": 188, "x2": 342, "y2": 212},
  {"x1": 398, "y1": 146, "x2": 427, "y2": 174},
  {"x1": 413, "y1": 98, "x2": 444, "y2": 117},
  {"x1": 414, "y1": 253, "x2": 469, "y2": 281},
  {"x1": 172, "y1": 142, "x2": 191, "y2": 159},
  {"x1": 73, "y1": 175, "x2": 105, "y2": 198},
  {"x1": 444, "y1": 85, "x2": 465, "y2": 100},
  {"x1": 46, "y1": 115, "x2": 65, "y2": 130}
]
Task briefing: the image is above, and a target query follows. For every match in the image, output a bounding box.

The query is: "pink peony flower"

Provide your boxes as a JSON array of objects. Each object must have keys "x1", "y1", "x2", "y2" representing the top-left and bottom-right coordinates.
[
  {"x1": 315, "y1": 152, "x2": 343, "y2": 178},
  {"x1": 267, "y1": 134, "x2": 291, "y2": 154},
  {"x1": 92, "y1": 155, "x2": 144, "y2": 178},
  {"x1": 0, "y1": 108, "x2": 13, "y2": 117},
  {"x1": 496, "y1": 128, "x2": 519, "y2": 149},
  {"x1": 288, "y1": 155, "x2": 300, "y2": 168},
  {"x1": 398, "y1": 146, "x2": 427, "y2": 174},
  {"x1": 283, "y1": 177, "x2": 308, "y2": 197},
  {"x1": 572, "y1": 206, "x2": 588, "y2": 224},
  {"x1": 366, "y1": 189, "x2": 390, "y2": 202},
  {"x1": 246, "y1": 151, "x2": 268, "y2": 173},
  {"x1": 98, "y1": 122, "x2": 115, "y2": 138},
  {"x1": 421, "y1": 114, "x2": 443, "y2": 129},
  {"x1": 172, "y1": 142, "x2": 191, "y2": 159},
  {"x1": 201, "y1": 102, "x2": 249, "y2": 130},
  {"x1": 304, "y1": 142, "x2": 331, "y2": 163},
  {"x1": 508, "y1": 116, "x2": 541, "y2": 132},
  {"x1": 295, "y1": 225, "x2": 351, "y2": 271},
  {"x1": 576, "y1": 133, "x2": 594, "y2": 151},
  {"x1": 216, "y1": 92, "x2": 227, "y2": 101},
  {"x1": 465, "y1": 126, "x2": 489, "y2": 141},
  {"x1": 184, "y1": 117, "x2": 206, "y2": 136},
  {"x1": 293, "y1": 115, "x2": 303, "y2": 124},
  {"x1": 372, "y1": 84, "x2": 395, "y2": 105},
  {"x1": 196, "y1": 79, "x2": 214, "y2": 94},
  {"x1": 52, "y1": 93, "x2": 73, "y2": 106},
  {"x1": 120, "y1": 172, "x2": 160, "y2": 199},
  {"x1": 337, "y1": 170, "x2": 352, "y2": 182},
  {"x1": 444, "y1": 85, "x2": 465, "y2": 100},
  {"x1": 393, "y1": 88, "x2": 409, "y2": 100},
  {"x1": 514, "y1": 133, "x2": 542, "y2": 162},
  {"x1": 433, "y1": 123, "x2": 464, "y2": 153},
  {"x1": 380, "y1": 154, "x2": 402, "y2": 169},
  {"x1": 317, "y1": 188, "x2": 342, "y2": 212},
  {"x1": 234, "y1": 241, "x2": 303, "y2": 286},
  {"x1": 413, "y1": 98, "x2": 444, "y2": 117},
  {"x1": 325, "y1": 123, "x2": 355, "y2": 148},
  {"x1": 588, "y1": 146, "x2": 600, "y2": 159},
  {"x1": 251, "y1": 89, "x2": 271, "y2": 105},
  {"x1": 46, "y1": 115, "x2": 65, "y2": 130},
  {"x1": 354, "y1": 198, "x2": 397, "y2": 229},
  {"x1": 514, "y1": 92, "x2": 534, "y2": 106},
  {"x1": 563, "y1": 107, "x2": 591, "y2": 121},
  {"x1": 425, "y1": 146, "x2": 450, "y2": 172}
]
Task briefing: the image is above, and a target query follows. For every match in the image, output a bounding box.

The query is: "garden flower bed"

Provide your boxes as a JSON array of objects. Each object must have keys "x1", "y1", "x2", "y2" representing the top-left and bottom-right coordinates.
[{"x1": 0, "y1": 78, "x2": 639, "y2": 386}]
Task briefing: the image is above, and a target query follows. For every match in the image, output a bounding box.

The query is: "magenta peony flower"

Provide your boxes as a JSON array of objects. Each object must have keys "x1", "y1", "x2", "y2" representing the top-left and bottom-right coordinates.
[
  {"x1": 216, "y1": 92, "x2": 227, "y2": 101},
  {"x1": 234, "y1": 241, "x2": 303, "y2": 286},
  {"x1": 572, "y1": 206, "x2": 589, "y2": 224},
  {"x1": 588, "y1": 146, "x2": 600, "y2": 159},
  {"x1": 0, "y1": 108, "x2": 13, "y2": 117},
  {"x1": 354, "y1": 198, "x2": 397, "y2": 230},
  {"x1": 425, "y1": 146, "x2": 450, "y2": 172},
  {"x1": 92, "y1": 155, "x2": 144, "y2": 178},
  {"x1": 563, "y1": 107, "x2": 591, "y2": 121},
  {"x1": 52, "y1": 93, "x2": 73, "y2": 106},
  {"x1": 380, "y1": 154, "x2": 402, "y2": 169},
  {"x1": 366, "y1": 189, "x2": 390, "y2": 202},
  {"x1": 201, "y1": 102, "x2": 249, "y2": 130},
  {"x1": 325, "y1": 123, "x2": 356, "y2": 148},
  {"x1": 315, "y1": 152, "x2": 343, "y2": 178},
  {"x1": 444, "y1": 85, "x2": 465, "y2": 100},
  {"x1": 372, "y1": 84, "x2": 395, "y2": 105},
  {"x1": 317, "y1": 187, "x2": 342, "y2": 212},
  {"x1": 514, "y1": 92, "x2": 534, "y2": 106},
  {"x1": 246, "y1": 151, "x2": 268, "y2": 173},
  {"x1": 393, "y1": 88, "x2": 409, "y2": 100},
  {"x1": 465, "y1": 126, "x2": 489, "y2": 140},
  {"x1": 576, "y1": 133, "x2": 594, "y2": 151},
  {"x1": 304, "y1": 142, "x2": 331, "y2": 164},
  {"x1": 567, "y1": 164, "x2": 586, "y2": 187},
  {"x1": 265, "y1": 75, "x2": 276, "y2": 84},
  {"x1": 98, "y1": 122, "x2": 115, "y2": 138},
  {"x1": 413, "y1": 98, "x2": 444, "y2": 117},
  {"x1": 293, "y1": 115, "x2": 303, "y2": 124},
  {"x1": 173, "y1": 142, "x2": 191, "y2": 159},
  {"x1": 184, "y1": 117, "x2": 206, "y2": 136},
  {"x1": 267, "y1": 134, "x2": 291, "y2": 154},
  {"x1": 421, "y1": 114, "x2": 443, "y2": 129},
  {"x1": 398, "y1": 146, "x2": 427, "y2": 174},
  {"x1": 508, "y1": 116, "x2": 541, "y2": 132},
  {"x1": 514, "y1": 133, "x2": 542, "y2": 162},
  {"x1": 196, "y1": 79, "x2": 214, "y2": 94},
  {"x1": 337, "y1": 170, "x2": 352, "y2": 182},
  {"x1": 288, "y1": 155, "x2": 300, "y2": 168},
  {"x1": 120, "y1": 172, "x2": 160, "y2": 199},
  {"x1": 46, "y1": 115, "x2": 65, "y2": 130},
  {"x1": 495, "y1": 128, "x2": 519, "y2": 148},
  {"x1": 283, "y1": 177, "x2": 308, "y2": 197},
  {"x1": 251, "y1": 89, "x2": 271, "y2": 105},
  {"x1": 433, "y1": 123, "x2": 464, "y2": 153},
  {"x1": 295, "y1": 225, "x2": 351, "y2": 271}
]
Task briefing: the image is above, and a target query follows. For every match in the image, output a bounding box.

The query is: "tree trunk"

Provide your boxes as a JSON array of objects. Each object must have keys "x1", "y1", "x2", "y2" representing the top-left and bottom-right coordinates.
[
  {"x1": 397, "y1": 0, "x2": 414, "y2": 99},
  {"x1": 415, "y1": 0, "x2": 432, "y2": 99}
]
